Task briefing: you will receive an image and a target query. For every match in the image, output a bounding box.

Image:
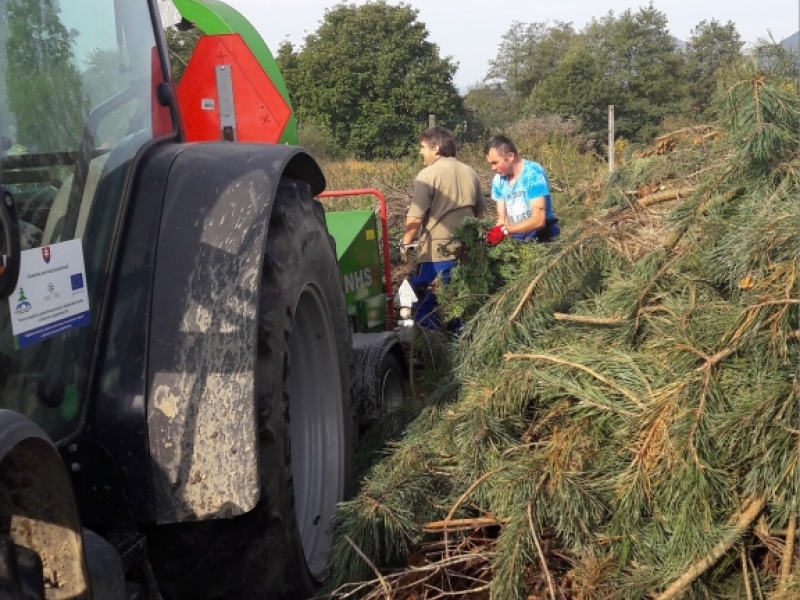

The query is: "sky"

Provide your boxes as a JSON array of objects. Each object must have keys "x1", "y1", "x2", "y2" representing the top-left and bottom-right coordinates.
[{"x1": 218, "y1": 0, "x2": 799, "y2": 90}]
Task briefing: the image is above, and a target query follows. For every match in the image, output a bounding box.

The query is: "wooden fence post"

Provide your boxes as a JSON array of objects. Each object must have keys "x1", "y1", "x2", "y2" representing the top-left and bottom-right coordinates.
[{"x1": 608, "y1": 105, "x2": 615, "y2": 173}]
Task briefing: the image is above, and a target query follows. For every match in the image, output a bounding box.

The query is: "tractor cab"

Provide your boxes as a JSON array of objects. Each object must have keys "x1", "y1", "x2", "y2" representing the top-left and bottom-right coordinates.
[{"x1": 0, "y1": 0, "x2": 174, "y2": 444}]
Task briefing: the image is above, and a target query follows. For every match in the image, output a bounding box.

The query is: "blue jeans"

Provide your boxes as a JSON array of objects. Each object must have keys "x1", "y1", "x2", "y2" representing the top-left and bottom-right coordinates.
[{"x1": 410, "y1": 260, "x2": 458, "y2": 330}]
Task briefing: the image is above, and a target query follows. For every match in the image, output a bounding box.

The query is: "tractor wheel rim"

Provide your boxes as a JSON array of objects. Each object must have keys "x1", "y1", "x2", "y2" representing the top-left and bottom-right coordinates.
[{"x1": 288, "y1": 283, "x2": 345, "y2": 580}]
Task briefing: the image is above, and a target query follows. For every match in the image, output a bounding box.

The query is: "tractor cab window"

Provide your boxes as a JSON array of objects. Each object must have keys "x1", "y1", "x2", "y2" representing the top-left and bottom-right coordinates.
[{"x1": 0, "y1": 0, "x2": 174, "y2": 443}]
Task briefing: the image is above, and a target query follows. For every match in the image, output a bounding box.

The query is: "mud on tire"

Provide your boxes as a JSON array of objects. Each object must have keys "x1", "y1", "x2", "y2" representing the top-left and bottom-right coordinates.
[{"x1": 147, "y1": 179, "x2": 355, "y2": 599}]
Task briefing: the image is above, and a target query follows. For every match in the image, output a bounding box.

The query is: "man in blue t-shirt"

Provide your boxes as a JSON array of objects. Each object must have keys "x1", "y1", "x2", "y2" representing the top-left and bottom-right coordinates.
[{"x1": 483, "y1": 134, "x2": 560, "y2": 245}]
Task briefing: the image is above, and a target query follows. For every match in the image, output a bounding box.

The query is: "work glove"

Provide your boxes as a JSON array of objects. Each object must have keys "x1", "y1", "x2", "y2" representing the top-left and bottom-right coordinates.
[{"x1": 486, "y1": 224, "x2": 509, "y2": 245}]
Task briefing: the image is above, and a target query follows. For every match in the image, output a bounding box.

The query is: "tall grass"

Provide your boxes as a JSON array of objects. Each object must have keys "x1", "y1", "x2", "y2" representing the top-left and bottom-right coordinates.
[{"x1": 320, "y1": 158, "x2": 417, "y2": 196}]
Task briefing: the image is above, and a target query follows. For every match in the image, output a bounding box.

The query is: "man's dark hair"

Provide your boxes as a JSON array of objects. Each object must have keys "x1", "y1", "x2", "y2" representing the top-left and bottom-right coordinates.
[
  {"x1": 484, "y1": 134, "x2": 517, "y2": 156},
  {"x1": 419, "y1": 126, "x2": 456, "y2": 158}
]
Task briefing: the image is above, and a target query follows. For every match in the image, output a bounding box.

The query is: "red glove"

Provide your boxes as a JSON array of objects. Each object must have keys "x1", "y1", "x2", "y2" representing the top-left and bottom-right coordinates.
[{"x1": 486, "y1": 224, "x2": 509, "y2": 245}]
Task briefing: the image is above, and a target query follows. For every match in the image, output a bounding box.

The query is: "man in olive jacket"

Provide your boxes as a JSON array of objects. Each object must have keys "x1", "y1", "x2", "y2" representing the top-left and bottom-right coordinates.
[{"x1": 401, "y1": 126, "x2": 485, "y2": 329}]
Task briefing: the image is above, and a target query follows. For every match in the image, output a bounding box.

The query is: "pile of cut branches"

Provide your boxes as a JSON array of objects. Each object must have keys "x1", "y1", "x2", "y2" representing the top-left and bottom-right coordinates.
[{"x1": 326, "y1": 54, "x2": 799, "y2": 599}]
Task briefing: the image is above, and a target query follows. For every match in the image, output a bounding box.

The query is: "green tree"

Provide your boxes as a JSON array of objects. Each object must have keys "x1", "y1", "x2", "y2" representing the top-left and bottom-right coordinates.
[
  {"x1": 82, "y1": 48, "x2": 128, "y2": 107},
  {"x1": 462, "y1": 84, "x2": 517, "y2": 137},
  {"x1": 585, "y1": 5, "x2": 687, "y2": 142},
  {"x1": 274, "y1": 40, "x2": 300, "y2": 86},
  {"x1": 5, "y1": 0, "x2": 84, "y2": 152},
  {"x1": 532, "y1": 4, "x2": 687, "y2": 144},
  {"x1": 281, "y1": 1, "x2": 463, "y2": 159},
  {"x1": 751, "y1": 36, "x2": 800, "y2": 78},
  {"x1": 485, "y1": 21, "x2": 575, "y2": 101},
  {"x1": 685, "y1": 20, "x2": 743, "y2": 116},
  {"x1": 164, "y1": 25, "x2": 200, "y2": 83},
  {"x1": 530, "y1": 36, "x2": 611, "y2": 140}
]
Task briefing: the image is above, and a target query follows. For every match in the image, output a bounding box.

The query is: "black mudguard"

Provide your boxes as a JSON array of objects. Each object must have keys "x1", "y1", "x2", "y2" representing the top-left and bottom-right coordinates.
[{"x1": 145, "y1": 143, "x2": 325, "y2": 523}]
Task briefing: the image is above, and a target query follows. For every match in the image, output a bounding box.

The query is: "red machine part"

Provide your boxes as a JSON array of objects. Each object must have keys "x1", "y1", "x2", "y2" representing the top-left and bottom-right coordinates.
[
  {"x1": 176, "y1": 34, "x2": 292, "y2": 143},
  {"x1": 317, "y1": 188, "x2": 395, "y2": 323},
  {"x1": 151, "y1": 47, "x2": 173, "y2": 137}
]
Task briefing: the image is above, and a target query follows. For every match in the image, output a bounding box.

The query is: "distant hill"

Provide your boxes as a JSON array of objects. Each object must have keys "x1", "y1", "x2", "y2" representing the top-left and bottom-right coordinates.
[
  {"x1": 674, "y1": 32, "x2": 799, "y2": 56},
  {"x1": 781, "y1": 31, "x2": 799, "y2": 54}
]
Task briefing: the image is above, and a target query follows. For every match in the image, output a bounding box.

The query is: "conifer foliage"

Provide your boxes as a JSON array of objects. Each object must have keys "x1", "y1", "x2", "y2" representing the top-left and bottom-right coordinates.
[{"x1": 327, "y1": 54, "x2": 799, "y2": 598}]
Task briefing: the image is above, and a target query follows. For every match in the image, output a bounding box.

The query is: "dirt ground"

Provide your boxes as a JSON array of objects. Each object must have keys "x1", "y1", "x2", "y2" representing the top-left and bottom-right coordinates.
[{"x1": 383, "y1": 191, "x2": 417, "y2": 292}]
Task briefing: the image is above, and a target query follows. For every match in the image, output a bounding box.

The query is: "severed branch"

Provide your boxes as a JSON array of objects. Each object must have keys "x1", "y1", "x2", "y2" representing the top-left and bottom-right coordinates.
[
  {"x1": 663, "y1": 182, "x2": 743, "y2": 251},
  {"x1": 344, "y1": 535, "x2": 392, "y2": 600},
  {"x1": 506, "y1": 353, "x2": 643, "y2": 409},
  {"x1": 779, "y1": 514, "x2": 798, "y2": 593},
  {"x1": 699, "y1": 185, "x2": 746, "y2": 216},
  {"x1": 443, "y1": 470, "x2": 503, "y2": 524},
  {"x1": 509, "y1": 235, "x2": 592, "y2": 324},
  {"x1": 528, "y1": 502, "x2": 557, "y2": 600},
  {"x1": 655, "y1": 496, "x2": 767, "y2": 600},
  {"x1": 423, "y1": 516, "x2": 507, "y2": 533},
  {"x1": 330, "y1": 548, "x2": 494, "y2": 599},
  {"x1": 440, "y1": 469, "x2": 503, "y2": 558},
  {"x1": 553, "y1": 312, "x2": 626, "y2": 326},
  {"x1": 637, "y1": 187, "x2": 695, "y2": 207},
  {"x1": 740, "y1": 543, "x2": 754, "y2": 600}
]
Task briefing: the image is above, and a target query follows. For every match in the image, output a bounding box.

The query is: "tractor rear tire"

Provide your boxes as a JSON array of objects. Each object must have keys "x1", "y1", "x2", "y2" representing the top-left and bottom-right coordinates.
[{"x1": 146, "y1": 179, "x2": 355, "y2": 599}]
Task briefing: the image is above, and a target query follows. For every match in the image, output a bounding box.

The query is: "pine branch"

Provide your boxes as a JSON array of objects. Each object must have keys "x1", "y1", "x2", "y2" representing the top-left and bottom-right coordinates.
[
  {"x1": 444, "y1": 469, "x2": 502, "y2": 523},
  {"x1": 663, "y1": 176, "x2": 741, "y2": 251},
  {"x1": 654, "y1": 496, "x2": 767, "y2": 600},
  {"x1": 740, "y1": 544, "x2": 754, "y2": 600},
  {"x1": 637, "y1": 187, "x2": 696, "y2": 207},
  {"x1": 696, "y1": 348, "x2": 735, "y2": 372},
  {"x1": 748, "y1": 299, "x2": 800, "y2": 309},
  {"x1": 441, "y1": 469, "x2": 503, "y2": 558},
  {"x1": 505, "y1": 353, "x2": 643, "y2": 410},
  {"x1": 779, "y1": 514, "x2": 798, "y2": 593},
  {"x1": 687, "y1": 368, "x2": 713, "y2": 467},
  {"x1": 423, "y1": 516, "x2": 507, "y2": 533},
  {"x1": 343, "y1": 535, "x2": 391, "y2": 599},
  {"x1": 527, "y1": 502, "x2": 556, "y2": 600},
  {"x1": 508, "y1": 234, "x2": 595, "y2": 324},
  {"x1": 552, "y1": 312, "x2": 626, "y2": 326},
  {"x1": 699, "y1": 185, "x2": 746, "y2": 215},
  {"x1": 724, "y1": 298, "x2": 799, "y2": 352},
  {"x1": 629, "y1": 252, "x2": 682, "y2": 324}
]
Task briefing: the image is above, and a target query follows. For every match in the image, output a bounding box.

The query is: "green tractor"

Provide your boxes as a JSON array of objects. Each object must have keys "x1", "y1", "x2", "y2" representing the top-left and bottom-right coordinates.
[
  {"x1": 0, "y1": 0, "x2": 406, "y2": 598},
  {"x1": 169, "y1": 0, "x2": 409, "y2": 427}
]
